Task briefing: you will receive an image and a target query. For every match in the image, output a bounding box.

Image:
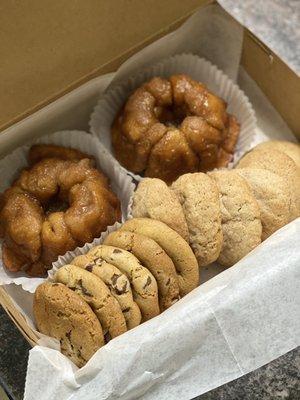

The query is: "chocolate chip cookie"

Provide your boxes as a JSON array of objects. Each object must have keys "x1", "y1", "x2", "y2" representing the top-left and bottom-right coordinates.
[
  {"x1": 71, "y1": 254, "x2": 142, "y2": 329},
  {"x1": 87, "y1": 245, "x2": 160, "y2": 321},
  {"x1": 104, "y1": 230, "x2": 180, "y2": 310},
  {"x1": 34, "y1": 282, "x2": 104, "y2": 367},
  {"x1": 120, "y1": 218, "x2": 199, "y2": 296},
  {"x1": 55, "y1": 265, "x2": 127, "y2": 340}
]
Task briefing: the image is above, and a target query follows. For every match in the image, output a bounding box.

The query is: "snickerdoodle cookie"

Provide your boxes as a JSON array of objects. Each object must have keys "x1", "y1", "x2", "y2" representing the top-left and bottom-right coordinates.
[
  {"x1": 236, "y1": 168, "x2": 295, "y2": 240},
  {"x1": 132, "y1": 178, "x2": 189, "y2": 241},
  {"x1": 171, "y1": 173, "x2": 223, "y2": 266},
  {"x1": 237, "y1": 148, "x2": 300, "y2": 217},
  {"x1": 254, "y1": 141, "x2": 300, "y2": 169},
  {"x1": 209, "y1": 170, "x2": 262, "y2": 266}
]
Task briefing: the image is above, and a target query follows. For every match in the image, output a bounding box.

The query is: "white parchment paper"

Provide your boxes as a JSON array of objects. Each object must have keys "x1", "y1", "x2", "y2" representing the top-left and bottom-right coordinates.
[
  {"x1": 23, "y1": 219, "x2": 300, "y2": 400},
  {"x1": 13, "y1": 3, "x2": 300, "y2": 399}
]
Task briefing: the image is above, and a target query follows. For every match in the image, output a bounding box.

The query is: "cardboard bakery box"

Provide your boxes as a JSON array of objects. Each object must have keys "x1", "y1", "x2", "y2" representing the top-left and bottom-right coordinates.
[{"x1": 0, "y1": 1, "x2": 299, "y2": 399}]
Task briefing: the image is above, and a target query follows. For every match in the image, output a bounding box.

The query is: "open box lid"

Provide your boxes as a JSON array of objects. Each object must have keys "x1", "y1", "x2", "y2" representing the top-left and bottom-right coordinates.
[
  {"x1": 0, "y1": 0, "x2": 299, "y2": 135},
  {"x1": 0, "y1": 0, "x2": 204, "y2": 132}
]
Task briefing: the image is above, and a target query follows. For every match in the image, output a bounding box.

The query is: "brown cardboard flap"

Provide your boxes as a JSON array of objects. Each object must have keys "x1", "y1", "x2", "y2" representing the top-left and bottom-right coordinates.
[
  {"x1": 0, "y1": 287, "x2": 38, "y2": 347},
  {"x1": 242, "y1": 31, "x2": 300, "y2": 136},
  {"x1": 0, "y1": 0, "x2": 206, "y2": 132}
]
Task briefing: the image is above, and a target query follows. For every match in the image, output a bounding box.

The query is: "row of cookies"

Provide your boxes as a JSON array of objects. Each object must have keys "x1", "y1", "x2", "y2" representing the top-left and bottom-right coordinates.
[
  {"x1": 132, "y1": 140, "x2": 300, "y2": 268},
  {"x1": 34, "y1": 218, "x2": 199, "y2": 367}
]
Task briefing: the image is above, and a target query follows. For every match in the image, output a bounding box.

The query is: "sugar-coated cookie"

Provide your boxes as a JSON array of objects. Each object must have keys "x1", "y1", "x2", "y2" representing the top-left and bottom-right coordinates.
[
  {"x1": 104, "y1": 230, "x2": 180, "y2": 310},
  {"x1": 171, "y1": 173, "x2": 223, "y2": 266},
  {"x1": 72, "y1": 254, "x2": 141, "y2": 329},
  {"x1": 237, "y1": 148, "x2": 300, "y2": 217},
  {"x1": 254, "y1": 141, "x2": 300, "y2": 169},
  {"x1": 236, "y1": 168, "x2": 295, "y2": 240},
  {"x1": 34, "y1": 282, "x2": 104, "y2": 367},
  {"x1": 209, "y1": 170, "x2": 262, "y2": 267},
  {"x1": 120, "y1": 218, "x2": 199, "y2": 296},
  {"x1": 55, "y1": 265, "x2": 127, "y2": 340},
  {"x1": 132, "y1": 178, "x2": 189, "y2": 241}
]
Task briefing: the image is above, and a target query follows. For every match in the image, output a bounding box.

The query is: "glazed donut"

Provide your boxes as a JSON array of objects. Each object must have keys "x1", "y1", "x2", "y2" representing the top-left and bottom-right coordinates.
[
  {"x1": 0, "y1": 148, "x2": 121, "y2": 276},
  {"x1": 112, "y1": 74, "x2": 240, "y2": 183}
]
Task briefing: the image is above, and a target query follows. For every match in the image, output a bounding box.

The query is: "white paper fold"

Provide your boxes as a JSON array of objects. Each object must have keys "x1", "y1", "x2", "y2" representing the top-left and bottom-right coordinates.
[{"x1": 24, "y1": 219, "x2": 300, "y2": 400}]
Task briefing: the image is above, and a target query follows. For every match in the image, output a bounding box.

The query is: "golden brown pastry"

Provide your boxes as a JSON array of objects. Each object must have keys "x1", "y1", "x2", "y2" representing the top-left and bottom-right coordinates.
[
  {"x1": 112, "y1": 74, "x2": 240, "y2": 183},
  {"x1": 28, "y1": 144, "x2": 94, "y2": 165},
  {"x1": 0, "y1": 147, "x2": 121, "y2": 276}
]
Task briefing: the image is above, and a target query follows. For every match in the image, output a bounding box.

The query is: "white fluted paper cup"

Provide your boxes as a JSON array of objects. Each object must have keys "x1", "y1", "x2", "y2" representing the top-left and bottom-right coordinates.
[
  {"x1": 90, "y1": 53, "x2": 257, "y2": 181},
  {"x1": 48, "y1": 221, "x2": 122, "y2": 280},
  {"x1": 0, "y1": 131, "x2": 135, "y2": 292}
]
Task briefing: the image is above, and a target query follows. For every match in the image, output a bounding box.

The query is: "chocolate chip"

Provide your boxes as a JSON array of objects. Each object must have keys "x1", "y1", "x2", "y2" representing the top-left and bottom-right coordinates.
[
  {"x1": 77, "y1": 279, "x2": 93, "y2": 297},
  {"x1": 104, "y1": 332, "x2": 111, "y2": 343},
  {"x1": 143, "y1": 276, "x2": 152, "y2": 289},
  {"x1": 113, "y1": 249, "x2": 122, "y2": 254},
  {"x1": 65, "y1": 331, "x2": 74, "y2": 350},
  {"x1": 82, "y1": 288, "x2": 93, "y2": 297},
  {"x1": 115, "y1": 281, "x2": 128, "y2": 295},
  {"x1": 66, "y1": 330, "x2": 72, "y2": 340},
  {"x1": 94, "y1": 257, "x2": 104, "y2": 265},
  {"x1": 111, "y1": 273, "x2": 121, "y2": 286},
  {"x1": 85, "y1": 264, "x2": 94, "y2": 272},
  {"x1": 78, "y1": 279, "x2": 83, "y2": 287}
]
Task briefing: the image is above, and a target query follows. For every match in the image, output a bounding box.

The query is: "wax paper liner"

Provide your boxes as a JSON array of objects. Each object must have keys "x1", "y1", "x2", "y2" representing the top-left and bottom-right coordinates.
[
  {"x1": 24, "y1": 219, "x2": 300, "y2": 400},
  {"x1": 48, "y1": 221, "x2": 122, "y2": 279}
]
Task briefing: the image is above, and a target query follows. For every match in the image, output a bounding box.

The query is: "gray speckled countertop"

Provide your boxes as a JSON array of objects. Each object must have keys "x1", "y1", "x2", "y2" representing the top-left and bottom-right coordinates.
[{"x1": 219, "y1": 0, "x2": 300, "y2": 75}]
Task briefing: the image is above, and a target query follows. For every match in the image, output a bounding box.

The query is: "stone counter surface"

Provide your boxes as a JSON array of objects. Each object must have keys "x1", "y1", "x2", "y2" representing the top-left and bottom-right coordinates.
[
  {"x1": 0, "y1": 306, "x2": 299, "y2": 399},
  {"x1": 219, "y1": 0, "x2": 300, "y2": 75}
]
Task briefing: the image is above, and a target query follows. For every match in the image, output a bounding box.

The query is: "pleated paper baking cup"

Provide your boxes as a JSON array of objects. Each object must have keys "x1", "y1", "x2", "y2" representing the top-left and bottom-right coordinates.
[
  {"x1": 48, "y1": 221, "x2": 122, "y2": 280},
  {"x1": 90, "y1": 53, "x2": 257, "y2": 181},
  {"x1": 0, "y1": 131, "x2": 134, "y2": 292}
]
